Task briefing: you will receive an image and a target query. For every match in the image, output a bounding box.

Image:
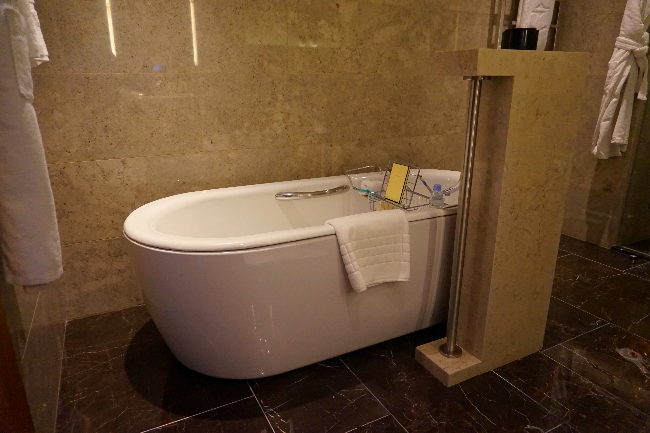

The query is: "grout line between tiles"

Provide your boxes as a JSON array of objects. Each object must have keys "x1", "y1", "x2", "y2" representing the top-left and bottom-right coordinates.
[
  {"x1": 623, "y1": 261, "x2": 649, "y2": 272},
  {"x1": 559, "y1": 250, "x2": 635, "y2": 273},
  {"x1": 538, "y1": 351, "x2": 646, "y2": 415},
  {"x1": 247, "y1": 380, "x2": 277, "y2": 433},
  {"x1": 343, "y1": 414, "x2": 391, "y2": 433},
  {"x1": 491, "y1": 371, "x2": 560, "y2": 422},
  {"x1": 338, "y1": 357, "x2": 409, "y2": 433},
  {"x1": 608, "y1": 322, "x2": 650, "y2": 343},
  {"x1": 550, "y1": 295, "x2": 609, "y2": 322},
  {"x1": 137, "y1": 396, "x2": 255, "y2": 433},
  {"x1": 541, "y1": 323, "x2": 610, "y2": 354},
  {"x1": 60, "y1": 236, "x2": 122, "y2": 248}
]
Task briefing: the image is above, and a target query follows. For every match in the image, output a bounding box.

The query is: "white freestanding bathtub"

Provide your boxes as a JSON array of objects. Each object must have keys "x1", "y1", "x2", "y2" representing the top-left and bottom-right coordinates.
[{"x1": 124, "y1": 169, "x2": 459, "y2": 379}]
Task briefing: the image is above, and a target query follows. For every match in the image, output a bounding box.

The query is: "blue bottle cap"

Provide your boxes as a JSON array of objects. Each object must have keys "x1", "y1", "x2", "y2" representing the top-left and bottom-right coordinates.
[{"x1": 433, "y1": 184, "x2": 442, "y2": 191}]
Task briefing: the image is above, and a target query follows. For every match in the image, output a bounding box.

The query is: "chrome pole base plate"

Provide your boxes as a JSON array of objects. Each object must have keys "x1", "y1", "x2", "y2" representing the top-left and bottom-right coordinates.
[{"x1": 439, "y1": 343, "x2": 462, "y2": 358}]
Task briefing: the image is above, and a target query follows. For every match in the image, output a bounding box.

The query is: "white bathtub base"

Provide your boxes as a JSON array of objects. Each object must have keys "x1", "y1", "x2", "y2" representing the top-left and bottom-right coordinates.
[{"x1": 126, "y1": 216, "x2": 454, "y2": 379}]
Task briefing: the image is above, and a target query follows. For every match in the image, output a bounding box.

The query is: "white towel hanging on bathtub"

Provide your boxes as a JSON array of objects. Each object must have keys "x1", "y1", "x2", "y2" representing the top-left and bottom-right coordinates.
[{"x1": 326, "y1": 209, "x2": 410, "y2": 293}]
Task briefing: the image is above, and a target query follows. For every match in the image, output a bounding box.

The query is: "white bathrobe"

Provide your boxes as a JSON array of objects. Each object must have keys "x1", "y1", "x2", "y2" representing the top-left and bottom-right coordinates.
[
  {"x1": 0, "y1": 4, "x2": 62, "y2": 286},
  {"x1": 592, "y1": 0, "x2": 650, "y2": 159}
]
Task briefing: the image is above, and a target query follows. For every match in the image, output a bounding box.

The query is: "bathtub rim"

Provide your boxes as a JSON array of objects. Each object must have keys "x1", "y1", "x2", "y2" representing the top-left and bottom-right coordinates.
[{"x1": 124, "y1": 173, "x2": 459, "y2": 253}]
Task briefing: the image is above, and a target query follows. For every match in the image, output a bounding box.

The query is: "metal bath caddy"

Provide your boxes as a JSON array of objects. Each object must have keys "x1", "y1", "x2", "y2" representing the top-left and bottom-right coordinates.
[{"x1": 345, "y1": 163, "x2": 434, "y2": 212}]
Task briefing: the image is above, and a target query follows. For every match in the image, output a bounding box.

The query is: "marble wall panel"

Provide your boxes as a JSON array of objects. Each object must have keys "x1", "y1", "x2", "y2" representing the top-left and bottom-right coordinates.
[
  {"x1": 34, "y1": 74, "x2": 201, "y2": 164},
  {"x1": 124, "y1": 146, "x2": 321, "y2": 204},
  {"x1": 619, "y1": 106, "x2": 650, "y2": 243},
  {"x1": 32, "y1": 0, "x2": 476, "y2": 322},
  {"x1": 555, "y1": 0, "x2": 626, "y2": 76},
  {"x1": 44, "y1": 238, "x2": 144, "y2": 321},
  {"x1": 49, "y1": 159, "x2": 138, "y2": 244},
  {"x1": 554, "y1": 0, "x2": 650, "y2": 248}
]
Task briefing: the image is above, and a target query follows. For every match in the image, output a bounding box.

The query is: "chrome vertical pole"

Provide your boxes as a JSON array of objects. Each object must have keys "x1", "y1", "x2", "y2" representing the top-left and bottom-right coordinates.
[
  {"x1": 439, "y1": 76, "x2": 487, "y2": 358},
  {"x1": 496, "y1": 0, "x2": 507, "y2": 49}
]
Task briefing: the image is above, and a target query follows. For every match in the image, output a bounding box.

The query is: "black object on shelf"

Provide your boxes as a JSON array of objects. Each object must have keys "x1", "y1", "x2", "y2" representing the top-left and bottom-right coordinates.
[{"x1": 501, "y1": 28, "x2": 539, "y2": 50}]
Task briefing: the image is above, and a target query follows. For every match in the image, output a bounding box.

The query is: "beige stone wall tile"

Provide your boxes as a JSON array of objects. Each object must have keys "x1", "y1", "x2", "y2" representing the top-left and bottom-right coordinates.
[
  {"x1": 554, "y1": 1, "x2": 625, "y2": 76},
  {"x1": 245, "y1": 9, "x2": 288, "y2": 46},
  {"x1": 124, "y1": 153, "x2": 218, "y2": 204},
  {"x1": 196, "y1": 73, "x2": 329, "y2": 151},
  {"x1": 452, "y1": 0, "x2": 493, "y2": 14},
  {"x1": 48, "y1": 238, "x2": 143, "y2": 321},
  {"x1": 321, "y1": 134, "x2": 463, "y2": 176},
  {"x1": 125, "y1": 145, "x2": 321, "y2": 203},
  {"x1": 34, "y1": 0, "x2": 123, "y2": 73},
  {"x1": 49, "y1": 160, "x2": 137, "y2": 244},
  {"x1": 410, "y1": 76, "x2": 467, "y2": 137},
  {"x1": 35, "y1": 74, "x2": 201, "y2": 164},
  {"x1": 320, "y1": 74, "x2": 466, "y2": 143},
  {"x1": 410, "y1": 133, "x2": 465, "y2": 171},
  {"x1": 322, "y1": 138, "x2": 410, "y2": 176},
  {"x1": 454, "y1": 12, "x2": 491, "y2": 50},
  {"x1": 36, "y1": 0, "x2": 195, "y2": 74},
  {"x1": 430, "y1": 8, "x2": 458, "y2": 52},
  {"x1": 201, "y1": 46, "x2": 291, "y2": 74},
  {"x1": 342, "y1": 1, "x2": 431, "y2": 51},
  {"x1": 287, "y1": 0, "x2": 344, "y2": 48}
]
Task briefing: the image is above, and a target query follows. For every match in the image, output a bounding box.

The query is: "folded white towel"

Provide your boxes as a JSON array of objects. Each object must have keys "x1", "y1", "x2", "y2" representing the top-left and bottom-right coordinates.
[
  {"x1": 0, "y1": 5, "x2": 62, "y2": 286},
  {"x1": 14, "y1": 0, "x2": 48, "y2": 66},
  {"x1": 592, "y1": 0, "x2": 650, "y2": 159},
  {"x1": 326, "y1": 209, "x2": 410, "y2": 293}
]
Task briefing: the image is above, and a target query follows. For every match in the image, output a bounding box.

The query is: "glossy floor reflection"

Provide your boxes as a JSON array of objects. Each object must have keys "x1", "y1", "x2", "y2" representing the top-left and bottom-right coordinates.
[{"x1": 56, "y1": 235, "x2": 650, "y2": 432}]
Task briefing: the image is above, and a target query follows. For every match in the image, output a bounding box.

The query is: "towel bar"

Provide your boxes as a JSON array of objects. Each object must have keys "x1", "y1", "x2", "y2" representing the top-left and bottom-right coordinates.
[{"x1": 275, "y1": 185, "x2": 350, "y2": 200}]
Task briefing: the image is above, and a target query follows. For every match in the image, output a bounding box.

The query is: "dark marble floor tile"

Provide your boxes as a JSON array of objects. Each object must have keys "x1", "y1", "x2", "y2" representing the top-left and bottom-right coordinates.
[
  {"x1": 544, "y1": 325, "x2": 650, "y2": 415},
  {"x1": 552, "y1": 254, "x2": 622, "y2": 290},
  {"x1": 63, "y1": 305, "x2": 151, "y2": 356},
  {"x1": 147, "y1": 397, "x2": 272, "y2": 432},
  {"x1": 57, "y1": 315, "x2": 251, "y2": 433},
  {"x1": 349, "y1": 415, "x2": 406, "y2": 432},
  {"x1": 559, "y1": 235, "x2": 646, "y2": 270},
  {"x1": 251, "y1": 357, "x2": 387, "y2": 433},
  {"x1": 553, "y1": 274, "x2": 650, "y2": 339},
  {"x1": 627, "y1": 263, "x2": 650, "y2": 281},
  {"x1": 547, "y1": 424, "x2": 578, "y2": 433},
  {"x1": 341, "y1": 331, "x2": 562, "y2": 432},
  {"x1": 552, "y1": 263, "x2": 650, "y2": 340},
  {"x1": 495, "y1": 353, "x2": 650, "y2": 432},
  {"x1": 543, "y1": 297, "x2": 606, "y2": 349}
]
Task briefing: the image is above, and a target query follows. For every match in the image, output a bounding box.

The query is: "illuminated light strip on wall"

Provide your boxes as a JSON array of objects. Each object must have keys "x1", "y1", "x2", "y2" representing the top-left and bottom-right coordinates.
[
  {"x1": 190, "y1": 0, "x2": 198, "y2": 65},
  {"x1": 105, "y1": 0, "x2": 116, "y2": 56}
]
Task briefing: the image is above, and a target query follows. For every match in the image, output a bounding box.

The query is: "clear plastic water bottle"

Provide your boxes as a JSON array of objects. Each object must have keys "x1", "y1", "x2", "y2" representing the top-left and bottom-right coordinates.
[{"x1": 430, "y1": 184, "x2": 445, "y2": 208}]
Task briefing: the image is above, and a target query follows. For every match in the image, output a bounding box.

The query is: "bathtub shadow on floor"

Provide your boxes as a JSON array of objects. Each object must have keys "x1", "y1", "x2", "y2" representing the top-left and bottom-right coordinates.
[
  {"x1": 124, "y1": 320, "x2": 259, "y2": 422},
  {"x1": 122, "y1": 315, "x2": 449, "y2": 432}
]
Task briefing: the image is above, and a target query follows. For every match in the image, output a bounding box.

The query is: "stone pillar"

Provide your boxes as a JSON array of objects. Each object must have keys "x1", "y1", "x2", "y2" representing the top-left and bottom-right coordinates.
[{"x1": 416, "y1": 49, "x2": 590, "y2": 386}]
